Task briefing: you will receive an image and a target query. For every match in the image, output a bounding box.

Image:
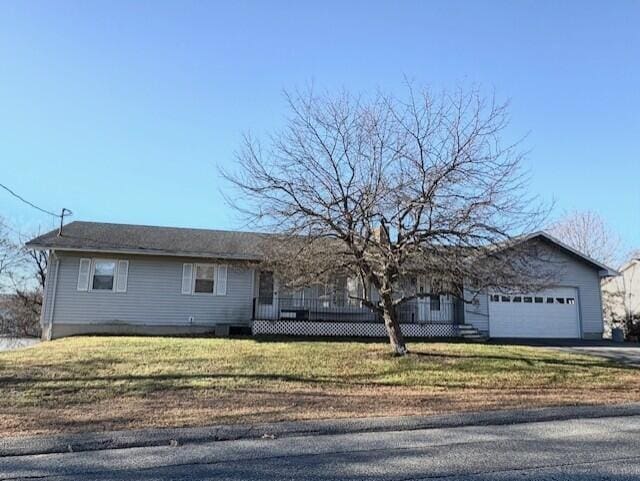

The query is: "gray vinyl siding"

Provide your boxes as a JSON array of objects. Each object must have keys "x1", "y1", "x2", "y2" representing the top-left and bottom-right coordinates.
[
  {"x1": 50, "y1": 251, "x2": 255, "y2": 327},
  {"x1": 463, "y1": 287, "x2": 489, "y2": 333}
]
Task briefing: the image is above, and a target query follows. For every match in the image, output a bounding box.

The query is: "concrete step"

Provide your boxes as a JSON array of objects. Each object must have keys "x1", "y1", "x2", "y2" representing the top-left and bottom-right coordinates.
[
  {"x1": 465, "y1": 337, "x2": 488, "y2": 343},
  {"x1": 456, "y1": 324, "x2": 488, "y2": 342}
]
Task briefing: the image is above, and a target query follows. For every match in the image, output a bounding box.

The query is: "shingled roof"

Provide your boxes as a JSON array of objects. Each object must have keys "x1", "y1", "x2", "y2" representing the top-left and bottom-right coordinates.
[
  {"x1": 25, "y1": 221, "x2": 617, "y2": 275},
  {"x1": 25, "y1": 221, "x2": 269, "y2": 260}
]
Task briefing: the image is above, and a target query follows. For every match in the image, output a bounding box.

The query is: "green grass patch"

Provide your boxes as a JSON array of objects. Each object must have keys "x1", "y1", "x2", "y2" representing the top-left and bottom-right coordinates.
[{"x1": 0, "y1": 336, "x2": 637, "y2": 436}]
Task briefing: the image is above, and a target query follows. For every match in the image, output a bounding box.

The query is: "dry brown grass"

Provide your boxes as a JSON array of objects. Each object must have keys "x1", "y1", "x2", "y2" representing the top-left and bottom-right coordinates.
[{"x1": 1, "y1": 336, "x2": 638, "y2": 437}]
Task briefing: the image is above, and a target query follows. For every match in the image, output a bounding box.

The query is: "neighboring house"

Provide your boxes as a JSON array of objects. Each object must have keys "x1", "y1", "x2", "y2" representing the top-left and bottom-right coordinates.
[
  {"x1": 26, "y1": 221, "x2": 616, "y2": 341},
  {"x1": 602, "y1": 255, "x2": 640, "y2": 331}
]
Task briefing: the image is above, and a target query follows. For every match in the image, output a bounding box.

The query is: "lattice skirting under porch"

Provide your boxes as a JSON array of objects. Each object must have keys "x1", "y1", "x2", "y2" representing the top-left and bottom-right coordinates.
[{"x1": 252, "y1": 320, "x2": 458, "y2": 337}]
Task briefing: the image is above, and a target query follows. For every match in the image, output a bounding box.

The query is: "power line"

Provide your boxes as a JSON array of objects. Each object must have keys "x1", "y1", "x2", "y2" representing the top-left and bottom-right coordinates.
[
  {"x1": 1, "y1": 182, "x2": 73, "y2": 235},
  {"x1": 0, "y1": 182, "x2": 62, "y2": 218}
]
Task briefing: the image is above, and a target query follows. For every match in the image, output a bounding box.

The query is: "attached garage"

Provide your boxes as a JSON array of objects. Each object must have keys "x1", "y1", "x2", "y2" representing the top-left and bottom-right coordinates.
[
  {"x1": 489, "y1": 287, "x2": 580, "y2": 338},
  {"x1": 463, "y1": 232, "x2": 618, "y2": 340}
]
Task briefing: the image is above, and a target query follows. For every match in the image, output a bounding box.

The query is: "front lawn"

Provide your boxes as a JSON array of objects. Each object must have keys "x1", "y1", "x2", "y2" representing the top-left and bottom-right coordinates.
[{"x1": 0, "y1": 336, "x2": 638, "y2": 436}]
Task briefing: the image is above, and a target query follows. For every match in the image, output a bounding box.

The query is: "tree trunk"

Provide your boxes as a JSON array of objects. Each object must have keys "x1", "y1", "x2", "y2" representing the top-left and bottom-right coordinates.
[{"x1": 380, "y1": 296, "x2": 408, "y2": 355}]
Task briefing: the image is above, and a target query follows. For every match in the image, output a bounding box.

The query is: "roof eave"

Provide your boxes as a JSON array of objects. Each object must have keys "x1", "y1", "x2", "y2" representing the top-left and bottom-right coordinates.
[
  {"x1": 25, "y1": 244, "x2": 263, "y2": 262},
  {"x1": 527, "y1": 231, "x2": 619, "y2": 276}
]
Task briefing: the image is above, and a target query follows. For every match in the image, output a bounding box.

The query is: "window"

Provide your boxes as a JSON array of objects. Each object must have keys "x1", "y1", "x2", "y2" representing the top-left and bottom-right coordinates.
[
  {"x1": 281, "y1": 284, "x2": 305, "y2": 307},
  {"x1": 546, "y1": 297, "x2": 554, "y2": 304},
  {"x1": 78, "y1": 258, "x2": 128, "y2": 293},
  {"x1": 181, "y1": 263, "x2": 227, "y2": 295},
  {"x1": 501, "y1": 296, "x2": 511, "y2": 302},
  {"x1": 491, "y1": 294, "x2": 500, "y2": 302},
  {"x1": 534, "y1": 297, "x2": 543, "y2": 303},
  {"x1": 258, "y1": 271, "x2": 274, "y2": 304},
  {"x1": 566, "y1": 297, "x2": 576, "y2": 305},
  {"x1": 512, "y1": 296, "x2": 522, "y2": 303},
  {"x1": 194, "y1": 264, "x2": 215, "y2": 294},
  {"x1": 523, "y1": 296, "x2": 533, "y2": 303},
  {"x1": 92, "y1": 260, "x2": 117, "y2": 291},
  {"x1": 429, "y1": 294, "x2": 441, "y2": 311},
  {"x1": 333, "y1": 276, "x2": 348, "y2": 306},
  {"x1": 556, "y1": 297, "x2": 565, "y2": 304}
]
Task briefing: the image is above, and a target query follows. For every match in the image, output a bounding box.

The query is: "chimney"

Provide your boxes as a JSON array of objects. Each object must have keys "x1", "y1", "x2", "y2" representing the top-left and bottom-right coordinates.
[{"x1": 373, "y1": 225, "x2": 389, "y2": 246}]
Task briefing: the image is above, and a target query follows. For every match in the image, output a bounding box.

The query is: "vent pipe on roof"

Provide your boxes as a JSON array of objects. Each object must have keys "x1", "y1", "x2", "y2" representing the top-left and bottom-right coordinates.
[{"x1": 57, "y1": 208, "x2": 73, "y2": 237}]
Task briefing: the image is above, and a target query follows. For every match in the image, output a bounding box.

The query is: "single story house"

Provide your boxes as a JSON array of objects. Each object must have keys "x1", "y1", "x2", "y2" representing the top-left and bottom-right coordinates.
[{"x1": 27, "y1": 221, "x2": 616, "y2": 341}]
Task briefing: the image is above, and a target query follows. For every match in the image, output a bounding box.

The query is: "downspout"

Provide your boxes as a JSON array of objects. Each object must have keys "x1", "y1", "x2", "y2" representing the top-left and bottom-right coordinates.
[{"x1": 45, "y1": 253, "x2": 60, "y2": 341}]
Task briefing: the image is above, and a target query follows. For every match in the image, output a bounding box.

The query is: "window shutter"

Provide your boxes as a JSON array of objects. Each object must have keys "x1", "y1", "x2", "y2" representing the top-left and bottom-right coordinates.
[
  {"x1": 77, "y1": 258, "x2": 91, "y2": 291},
  {"x1": 116, "y1": 260, "x2": 129, "y2": 293},
  {"x1": 216, "y1": 264, "x2": 227, "y2": 296},
  {"x1": 181, "y1": 263, "x2": 193, "y2": 294}
]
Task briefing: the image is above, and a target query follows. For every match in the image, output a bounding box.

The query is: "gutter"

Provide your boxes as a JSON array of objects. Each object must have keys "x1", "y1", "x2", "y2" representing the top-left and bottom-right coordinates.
[{"x1": 24, "y1": 245, "x2": 263, "y2": 262}]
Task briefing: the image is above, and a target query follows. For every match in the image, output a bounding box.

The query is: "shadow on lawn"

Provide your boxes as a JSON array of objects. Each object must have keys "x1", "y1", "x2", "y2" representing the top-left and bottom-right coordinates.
[
  {"x1": 0, "y1": 358, "x2": 631, "y2": 394},
  {"x1": 1, "y1": 348, "x2": 633, "y2": 393}
]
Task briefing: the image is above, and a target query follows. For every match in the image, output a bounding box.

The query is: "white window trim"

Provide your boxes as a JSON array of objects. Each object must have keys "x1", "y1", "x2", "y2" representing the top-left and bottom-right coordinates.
[
  {"x1": 182, "y1": 263, "x2": 194, "y2": 295},
  {"x1": 216, "y1": 264, "x2": 227, "y2": 296},
  {"x1": 77, "y1": 258, "x2": 91, "y2": 291},
  {"x1": 116, "y1": 260, "x2": 129, "y2": 293},
  {"x1": 192, "y1": 263, "x2": 216, "y2": 296},
  {"x1": 89, "y1": 258, "x2": 119, "y2": 293}
]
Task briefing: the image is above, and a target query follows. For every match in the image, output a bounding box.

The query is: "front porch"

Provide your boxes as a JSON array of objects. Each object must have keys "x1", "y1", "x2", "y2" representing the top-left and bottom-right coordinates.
[{"x1": 251, "y1": 296, "x2": 474, "y2": 338}]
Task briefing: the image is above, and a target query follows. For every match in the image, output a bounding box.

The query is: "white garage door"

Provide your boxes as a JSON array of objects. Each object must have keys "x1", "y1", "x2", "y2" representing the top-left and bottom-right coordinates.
[{"x1": 489, "y1": 287, "x2": 580, "y2": 338}]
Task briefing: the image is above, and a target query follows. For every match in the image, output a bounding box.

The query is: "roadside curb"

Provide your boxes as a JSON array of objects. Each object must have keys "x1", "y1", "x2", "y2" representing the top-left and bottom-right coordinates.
[{"x1": 3, "y1": 403, "x2": 640, "y2": 457}]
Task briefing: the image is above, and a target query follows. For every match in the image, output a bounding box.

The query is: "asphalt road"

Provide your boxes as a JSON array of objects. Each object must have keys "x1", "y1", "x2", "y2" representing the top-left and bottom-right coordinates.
[{"x1": 2, "y1": 415, "x2": 640, "y2": 480}]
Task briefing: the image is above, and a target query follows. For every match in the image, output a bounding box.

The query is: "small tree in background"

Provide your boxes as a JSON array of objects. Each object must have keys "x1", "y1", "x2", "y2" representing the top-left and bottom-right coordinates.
[
  {"x1": 224, "y1": 85, "x2": 550, "y2": 355},
  {"x1": 0, "y1": 218, "x2": 46, "y2": 337},
  {"x1": 548, "y1": 210, "x2": 622, "y2": 266}
]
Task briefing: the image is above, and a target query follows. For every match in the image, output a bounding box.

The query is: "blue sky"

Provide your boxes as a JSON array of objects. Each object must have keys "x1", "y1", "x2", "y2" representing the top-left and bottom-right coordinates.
[{"x1": 0, "y1": 0, "x2": 638, "y2": 250}]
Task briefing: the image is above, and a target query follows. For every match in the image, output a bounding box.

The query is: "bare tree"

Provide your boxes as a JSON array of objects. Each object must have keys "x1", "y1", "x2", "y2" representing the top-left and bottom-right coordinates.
[
  {"x1": 0, "y1": 218, "x2": 46, "y2": 337},
  {"x1": 12, "y1": 247, "x2": 47, "y2": 324},
  {"x1": 223, "y1": 86, "x2": 549, "y2": 355},
  {"x1": 548, "y1": 210, "x2": 622, "y2": 266},
  {"x1": 0, "y1": 219, "x2": 20, "y2": 284}
]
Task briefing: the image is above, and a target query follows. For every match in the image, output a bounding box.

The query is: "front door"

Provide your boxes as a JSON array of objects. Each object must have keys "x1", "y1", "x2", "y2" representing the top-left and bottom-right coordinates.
[{"x1": 257, "y1": 271, "x2": 278, "y2": 319}]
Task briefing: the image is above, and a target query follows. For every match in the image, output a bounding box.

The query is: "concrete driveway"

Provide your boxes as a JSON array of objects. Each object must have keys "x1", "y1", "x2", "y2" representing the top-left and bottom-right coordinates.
[
  {"x1": 555, "y1": 344, "x2": 640, "y2": 366},
  {"x1": 490, "y1": 339, "x2": 640, "y2": 367}
]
